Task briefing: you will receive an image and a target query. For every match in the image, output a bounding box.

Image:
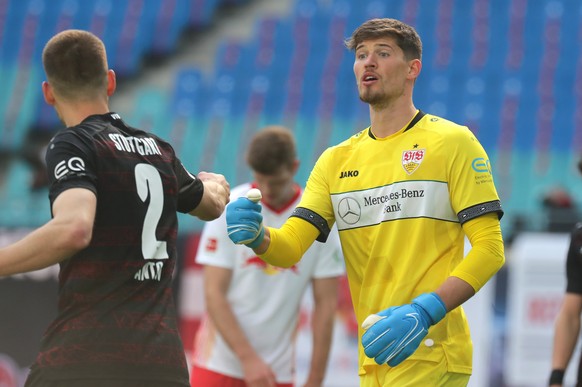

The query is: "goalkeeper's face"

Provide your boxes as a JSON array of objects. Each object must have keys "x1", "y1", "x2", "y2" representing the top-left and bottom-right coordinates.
[
  {"x1": 252, "y1": 165, "x2": 297, "y2": 211},
  {"x1": 353, "y1": 37, "x2": 420, "y2": 107}
]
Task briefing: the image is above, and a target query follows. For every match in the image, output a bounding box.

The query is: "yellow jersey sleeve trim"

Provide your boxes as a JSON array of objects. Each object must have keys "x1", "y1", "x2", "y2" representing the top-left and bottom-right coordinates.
[
  {"x1": 260, "y1": 217, "x2": 320, "y2": 268},
  {"x1": 451, "y1": 212, "x2": 505, "y2": 292}
]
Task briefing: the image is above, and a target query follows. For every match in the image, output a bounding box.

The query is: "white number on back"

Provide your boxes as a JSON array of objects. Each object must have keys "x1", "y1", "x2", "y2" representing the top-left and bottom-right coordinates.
[{"x1": 135, "y1": 163, "x2": 169, "y2": 259}]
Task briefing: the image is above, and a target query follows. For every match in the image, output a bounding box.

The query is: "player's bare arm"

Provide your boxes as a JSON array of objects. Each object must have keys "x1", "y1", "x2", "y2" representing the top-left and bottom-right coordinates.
[
  {"x1": 251, "y1": 227, "x2": 270, "y2": 254},
  {"x1": 433, "y1": 276, "x2": 475, "y2": 312},
  {"x1": 190, "y1": 171, "x2": 230, "y2": 220},
  {"x1": 203, "y1": 264, "x2": 277, "y2": 386},
  {"x1": 550, "y1": 293, "x2": 582, "y2": 383},
  {"x1": 0, "y1": 188, "x2": 96, "y2": 276},
  {"x1": 305, "y1": 276, "x2": 339, "y2": 387}
]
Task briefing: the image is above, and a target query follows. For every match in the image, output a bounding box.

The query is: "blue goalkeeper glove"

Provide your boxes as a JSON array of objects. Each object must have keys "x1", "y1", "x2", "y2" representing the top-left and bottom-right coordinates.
[
  {"x1": 361, "y1": 292, "x2": 447, "y2": 367},
  {"x1": 226, "y1": 197, "x2": 265, "y2": 248}
]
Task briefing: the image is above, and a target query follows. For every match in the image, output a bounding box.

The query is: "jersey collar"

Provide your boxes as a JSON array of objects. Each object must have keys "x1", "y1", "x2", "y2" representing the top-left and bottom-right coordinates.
[
  {"x1": 250, "y1": 182, "x2": 302, "y2": 214},
  {"x1": 82, "y1": 112, "x2": 126, "y2": 127},
  {"x1": 368, "y1": 110, "x2": 426, "y2": 139}
]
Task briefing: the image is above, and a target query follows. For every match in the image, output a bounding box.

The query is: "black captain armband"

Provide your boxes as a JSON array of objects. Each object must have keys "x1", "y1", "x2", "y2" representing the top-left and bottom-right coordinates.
[
  {"x1": 291, "y1": 207, "x2": 330, "y2": 243},
  {"x1": 457, "y1": 200, "x2": 503, "y2": 224},
  {"x1": 548, "y1": 369, "x2": 564, "y2": 385}
]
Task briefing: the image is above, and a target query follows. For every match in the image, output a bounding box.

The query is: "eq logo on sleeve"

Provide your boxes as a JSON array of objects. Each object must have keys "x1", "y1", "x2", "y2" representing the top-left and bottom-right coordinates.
[
  {"x1": 54, "y1": 157, "x2": 86, "y2": 179},
  {"x1": 471, "y1": 158, "x2": 491, "y2": 174}
]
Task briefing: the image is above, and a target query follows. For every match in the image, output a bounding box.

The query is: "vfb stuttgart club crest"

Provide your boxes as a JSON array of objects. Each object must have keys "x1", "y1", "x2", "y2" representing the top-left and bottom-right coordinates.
[{"x1": 402, "y1": 149, "x2": 425, "y2": 175}]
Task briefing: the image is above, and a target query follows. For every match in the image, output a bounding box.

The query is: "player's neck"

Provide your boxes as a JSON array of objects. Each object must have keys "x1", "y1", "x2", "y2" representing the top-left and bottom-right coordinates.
[
  {"x1": 264, "y1": 184, "x2": 300, "y2": 212},
  {"x1": 369, "y1": 101, "x2": 417, "y2": 139},
  {"x1": 58, "y1": 100, "x2": 111, "y2": 127}
]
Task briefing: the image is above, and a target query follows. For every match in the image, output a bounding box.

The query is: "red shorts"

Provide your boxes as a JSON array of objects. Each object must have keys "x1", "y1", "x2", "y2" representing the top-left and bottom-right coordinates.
[{"x1": 190, "y1": 365, "x2": 293, "y2": 387}]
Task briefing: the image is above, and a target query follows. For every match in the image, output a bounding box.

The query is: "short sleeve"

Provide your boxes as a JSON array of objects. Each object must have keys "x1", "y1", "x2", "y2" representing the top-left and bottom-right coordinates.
[
  {"x1": 447, "y1": 127, "x2": 503, "y2": 224},
  {"x1": 45, "y1": 131, "x2": 98, "y2": 206},
  {"x1": 310, "y1": 224, "x2": 345, "y2": 279},
  {"x1": 195, "y1": 210, "x2": 237, "y2": 269},
  {"x1": 566, "y1": 223, "x2": 582, "y2": 294},
  {"x1": 174, "y1": 158, "x2": 204, "y2": 213}
]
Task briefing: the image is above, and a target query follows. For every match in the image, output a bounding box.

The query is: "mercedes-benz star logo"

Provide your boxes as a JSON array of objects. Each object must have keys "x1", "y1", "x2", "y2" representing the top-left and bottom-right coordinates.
[{"x1": 338, "y1": 197, "x2": 361, "y2": 225}]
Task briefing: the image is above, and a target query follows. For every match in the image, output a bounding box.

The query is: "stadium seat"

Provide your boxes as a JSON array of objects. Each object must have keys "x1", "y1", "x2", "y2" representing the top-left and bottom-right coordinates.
[{"x1": 2, "y1": 0, "x2": 582, "y2": 231}]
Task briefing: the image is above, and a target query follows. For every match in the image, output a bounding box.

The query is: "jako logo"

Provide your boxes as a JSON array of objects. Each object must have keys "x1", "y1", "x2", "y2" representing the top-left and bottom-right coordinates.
[
  {"x1": 54, "y1": 157, "x2": 86, "y2": 179},
  {"x1": 339, "y1": 170, "x2": 359, "y2": 179}
]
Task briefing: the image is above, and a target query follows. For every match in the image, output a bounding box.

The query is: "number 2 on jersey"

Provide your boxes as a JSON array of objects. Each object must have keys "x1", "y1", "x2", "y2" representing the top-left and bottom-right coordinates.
[{"x1": 135, "y1": 163, "x2": 169, "y2": 259}]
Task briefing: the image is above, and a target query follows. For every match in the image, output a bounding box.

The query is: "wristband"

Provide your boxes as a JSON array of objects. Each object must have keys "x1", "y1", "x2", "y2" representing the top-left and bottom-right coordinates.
[{"x1": 549, "y1": 369, "x2": 565, "y2": 385}]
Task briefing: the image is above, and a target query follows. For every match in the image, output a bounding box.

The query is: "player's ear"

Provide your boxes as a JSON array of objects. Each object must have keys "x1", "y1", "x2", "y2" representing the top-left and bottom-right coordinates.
[
  {"x1": 106, "y1": 69, "x2": 116, "y2": 97},
  {"x1": 407, "y1": 59, "x2": 421, "y2": 80},
  {"x1": 42, "y1": 81, "x2": 56, "y2": 106},
  {"x1": 291, "y1": 159, "x2": 299, "y2": 175}
]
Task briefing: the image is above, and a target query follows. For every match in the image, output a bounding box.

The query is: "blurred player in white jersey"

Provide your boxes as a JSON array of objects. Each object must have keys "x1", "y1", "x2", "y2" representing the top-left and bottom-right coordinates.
[{"x1": 191, "y1": 126, "x2": 344, "y2": 387}]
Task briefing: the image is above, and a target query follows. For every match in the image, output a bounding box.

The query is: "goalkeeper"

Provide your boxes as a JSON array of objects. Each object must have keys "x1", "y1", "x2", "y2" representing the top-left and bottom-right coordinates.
[{"x1": 226, "y1": 18, "x2": 505, "y2": 387}]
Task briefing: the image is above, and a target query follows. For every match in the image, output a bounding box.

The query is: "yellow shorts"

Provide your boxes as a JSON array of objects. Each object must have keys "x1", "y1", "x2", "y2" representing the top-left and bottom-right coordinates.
[{"x1": 360, "y1": 357, "x2": 471, "y2": 387}]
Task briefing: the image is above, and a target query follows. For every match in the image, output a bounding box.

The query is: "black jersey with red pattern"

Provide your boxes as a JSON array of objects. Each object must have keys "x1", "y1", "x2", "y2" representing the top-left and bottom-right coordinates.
[
  {"x1": 30, "y1": 113, "x2": 202, "y2": 385},
  {"x1": 566, "y1": 223, "x2": 582, "y2": 295},
  {"x1": 564, "y1": 223, "x2": 582, "y2": 386}
]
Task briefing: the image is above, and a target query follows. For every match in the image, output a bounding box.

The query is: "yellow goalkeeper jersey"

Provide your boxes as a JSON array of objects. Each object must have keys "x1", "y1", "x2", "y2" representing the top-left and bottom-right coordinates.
[{"x1": 295, "y1": 111, "x2": 502, "y2": 375}]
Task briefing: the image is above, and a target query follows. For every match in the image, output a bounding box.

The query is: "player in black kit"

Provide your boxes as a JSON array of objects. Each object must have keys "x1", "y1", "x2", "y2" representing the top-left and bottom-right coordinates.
[
  {"x1": 0, "y1": 30, "x2": 230, "y2": 387},
  {"x1": 549, "y1": 159, "x2": 582, "y2": 387}
]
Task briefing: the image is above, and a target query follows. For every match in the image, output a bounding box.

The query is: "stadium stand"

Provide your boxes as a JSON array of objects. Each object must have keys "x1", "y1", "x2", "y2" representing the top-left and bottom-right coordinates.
[
  {"x1": 1, "y1": 0, "x2": 581, "y2": 236},
  {"x1": 0, "y1": 0, "x2": 252, "y2": 230}
]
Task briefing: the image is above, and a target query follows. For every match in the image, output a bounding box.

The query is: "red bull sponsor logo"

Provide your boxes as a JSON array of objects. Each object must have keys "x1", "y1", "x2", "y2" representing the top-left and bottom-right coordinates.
[
  {"x1": 205, "y1": 238, "x2": 218, "y2": 252},
  {"x1": 243, "y1": 256, "x2": 298, "y2": 275}
]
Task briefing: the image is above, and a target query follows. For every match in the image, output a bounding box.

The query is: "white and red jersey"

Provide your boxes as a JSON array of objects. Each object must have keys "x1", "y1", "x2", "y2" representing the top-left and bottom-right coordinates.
[{"x1": 192, "y1": 182, "x2": 344, "y2": 383}]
